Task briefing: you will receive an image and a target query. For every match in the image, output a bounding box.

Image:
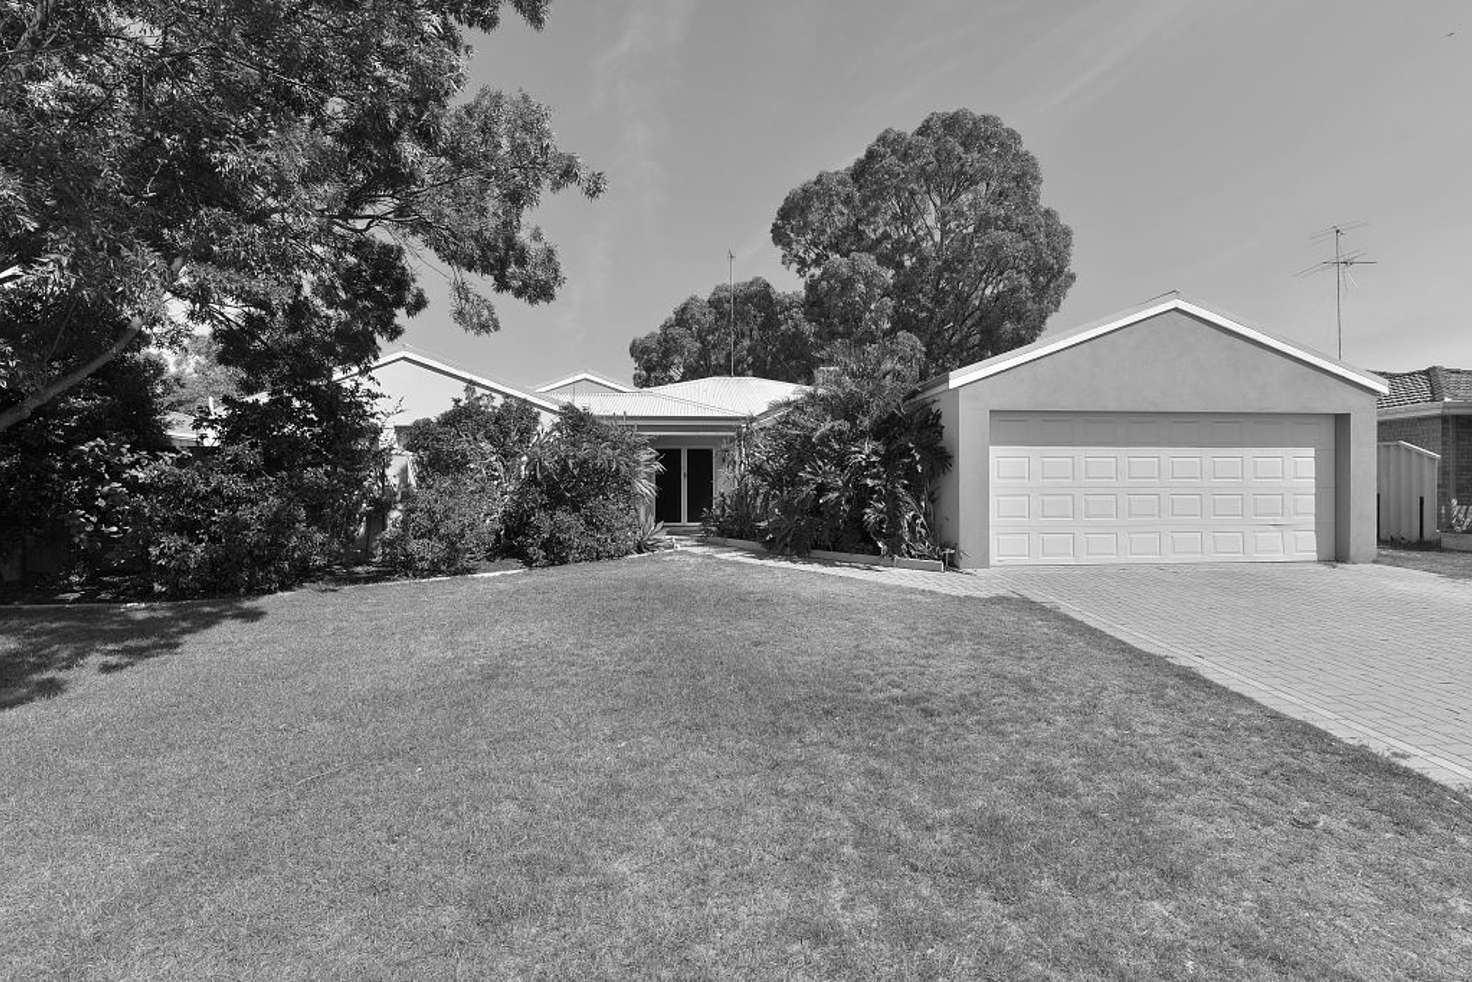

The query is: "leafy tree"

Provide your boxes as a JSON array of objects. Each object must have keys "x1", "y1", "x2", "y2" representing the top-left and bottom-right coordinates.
[
  {"x1": 156, "y1": 334, "x2": 244, "y2": 414},
  {"x1": 402, "y1": 388, "x2": 540, "y2": 485},
  {"x1": 771, "y1": 109, "x2": 1074, "y2": 373},
  {"x1": 0, "y1": 0, "x2": 602, "y2": 432},
  {"x1": 628, "y1": 277, "x2": 816, "y2": 386},
  {"x1": 802, "y1": 253, "x2": 901, "y2": 349},
  {"x1": 0, "y1": 353, "x2": 170, "y2": 576}
]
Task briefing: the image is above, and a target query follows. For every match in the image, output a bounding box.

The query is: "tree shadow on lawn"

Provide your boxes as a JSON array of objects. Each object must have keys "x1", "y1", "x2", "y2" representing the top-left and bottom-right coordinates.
[{"x1": 0, "y1": 600, "x2": 265, "y2": 711}]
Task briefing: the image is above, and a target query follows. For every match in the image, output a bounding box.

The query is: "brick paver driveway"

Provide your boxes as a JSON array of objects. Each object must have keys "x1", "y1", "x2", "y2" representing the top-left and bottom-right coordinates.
[
  {"x1": 997, "y1": 562, "x2": 1472, "y2": 790},
  {"x1": 687, "y1": 542, "x2": 1472, "y2": 791}
]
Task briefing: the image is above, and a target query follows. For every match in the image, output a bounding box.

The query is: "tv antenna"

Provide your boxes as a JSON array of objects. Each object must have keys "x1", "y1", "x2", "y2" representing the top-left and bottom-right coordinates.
[
  {"x1": 1295, "y1": 222, "x2": 1376, "y2": 359},
  {"x1": 727, "y1": 249, "x2": 736, "y2": 376}
]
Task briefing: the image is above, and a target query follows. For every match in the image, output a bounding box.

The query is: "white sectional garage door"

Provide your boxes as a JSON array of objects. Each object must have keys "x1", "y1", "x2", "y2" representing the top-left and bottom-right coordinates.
[{"x1": 989, "y1": 412, "x2": 1335, "y2": 565}]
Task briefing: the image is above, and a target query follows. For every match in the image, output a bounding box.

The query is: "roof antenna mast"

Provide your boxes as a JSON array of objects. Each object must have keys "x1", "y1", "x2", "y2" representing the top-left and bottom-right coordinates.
[
  {"x1": 1295, "y1": 222, "x2": 1376, "y2": 359},
  {"x1": 727, "y1": 249, "x2": 736, "y2": 376}
]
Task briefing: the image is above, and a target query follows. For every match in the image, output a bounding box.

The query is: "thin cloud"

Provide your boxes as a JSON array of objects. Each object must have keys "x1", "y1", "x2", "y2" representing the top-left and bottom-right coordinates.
[
  {"x1": 592, "y1": 0, "x2": 698, "y2": 231},
  {"x1": 1032, "y1": 0, "x2": 1199, "y2": 113}
]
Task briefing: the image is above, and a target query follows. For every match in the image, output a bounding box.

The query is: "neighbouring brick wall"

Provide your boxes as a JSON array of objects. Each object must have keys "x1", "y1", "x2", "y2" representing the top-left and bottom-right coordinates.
[
  {"x1": 1378, "y1": 415, "x2": 1451, "y2": 526},
  {"x1": 1378, "y1": 416, "x2": 1442, "y2": 456},
  {"x1": 1451, "y1": 415, "x2": 1472, "y2": 526}
]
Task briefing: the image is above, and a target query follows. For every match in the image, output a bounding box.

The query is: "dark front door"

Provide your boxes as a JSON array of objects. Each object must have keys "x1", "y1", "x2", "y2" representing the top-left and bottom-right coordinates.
[
  {"x1": 686, "y1": 448, "x2": 714, "y2": 524},
  {"x1": 655, "y1": 448, "x2": 682, "y2": 524}
]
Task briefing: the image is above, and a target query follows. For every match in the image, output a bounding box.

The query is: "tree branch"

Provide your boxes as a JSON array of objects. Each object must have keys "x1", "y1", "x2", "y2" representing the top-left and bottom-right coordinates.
[{"x1": 0, "y1": 317, "x2": 144, "y2": 433}]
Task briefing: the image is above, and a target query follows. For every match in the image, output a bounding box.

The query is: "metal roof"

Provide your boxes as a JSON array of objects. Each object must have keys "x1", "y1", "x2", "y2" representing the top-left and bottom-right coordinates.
[
  {"x1": 557, "y1": 390, "x2": 745, "y2": 419},
  {"x1": 643, "y1": 376, "x2": 807, "y2": 416}
]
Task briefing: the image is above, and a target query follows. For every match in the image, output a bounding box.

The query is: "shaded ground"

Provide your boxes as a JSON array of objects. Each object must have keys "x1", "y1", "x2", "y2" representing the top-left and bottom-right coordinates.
[
  {"x1": 0, "y1": 557, "x2": 526, "y2": 607},
  {"x1": 2, "y1": 553, "x2": 1470, "y2": 980},
  {"x1": 1377, "y1": 544, "x2": 1472, "y2": 581}
]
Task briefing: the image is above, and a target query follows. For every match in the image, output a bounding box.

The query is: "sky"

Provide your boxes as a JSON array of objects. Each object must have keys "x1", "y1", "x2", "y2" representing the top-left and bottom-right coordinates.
[{"x1": 397, "y1": 0, "x2": 1472, "y2": 388}]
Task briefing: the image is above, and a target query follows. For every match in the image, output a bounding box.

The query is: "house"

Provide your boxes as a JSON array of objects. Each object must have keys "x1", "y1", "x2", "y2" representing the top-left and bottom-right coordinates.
[
  {"x1": 918, "y1": 297, "x2": 1388, "y2": 568},
  {"x1": 352, "y1": 348, "x2": 804, "y2": 526},
  {"x1": 1373, "y1": 366, "x2": 1472, "y2": 529}
]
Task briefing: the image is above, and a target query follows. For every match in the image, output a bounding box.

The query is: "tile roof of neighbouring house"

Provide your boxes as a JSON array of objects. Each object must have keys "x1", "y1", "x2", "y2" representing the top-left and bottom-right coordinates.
[
  {"x1": 643, "y1": 376, "x2": 807, "y2": 416},
  {"x1": 1374, "y1": 366, "x2": 1472, "y2": 410}
]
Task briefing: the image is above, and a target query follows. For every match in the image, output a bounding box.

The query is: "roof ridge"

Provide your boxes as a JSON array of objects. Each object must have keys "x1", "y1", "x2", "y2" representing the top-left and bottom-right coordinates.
[
  {"x1": 1428, "y1": 366, "x2": 1447, "y2": 401},
  {"x1": 535, "y1": 370, "x2": 633, "y2": 393}
]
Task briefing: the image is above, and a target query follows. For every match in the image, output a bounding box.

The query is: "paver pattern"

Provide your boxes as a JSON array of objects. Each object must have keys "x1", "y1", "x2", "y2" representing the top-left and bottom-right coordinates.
[{"x1": 682, "y1": 542, "x2": 1472, "y2": 792}]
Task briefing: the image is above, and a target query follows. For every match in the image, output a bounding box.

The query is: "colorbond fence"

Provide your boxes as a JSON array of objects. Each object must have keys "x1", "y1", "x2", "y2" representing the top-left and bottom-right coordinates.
[{"x1": 1377, "y1": 440, "x2": 1440, "y2": 543}]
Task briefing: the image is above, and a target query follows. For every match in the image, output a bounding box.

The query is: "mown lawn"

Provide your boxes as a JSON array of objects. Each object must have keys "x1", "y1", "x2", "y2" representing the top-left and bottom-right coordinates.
[{"x1": 2, "y1": 553, "x2": 1470, "y2": 980}]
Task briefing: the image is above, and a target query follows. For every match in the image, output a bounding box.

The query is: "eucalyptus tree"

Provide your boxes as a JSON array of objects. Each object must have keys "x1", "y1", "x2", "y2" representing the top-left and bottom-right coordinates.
[
  {"x1": 771, "y1": 109, "x2": 1074, "y2": 374},
  {"x1": 0, "y1": 0, "x2": 602, "y2": 431}
]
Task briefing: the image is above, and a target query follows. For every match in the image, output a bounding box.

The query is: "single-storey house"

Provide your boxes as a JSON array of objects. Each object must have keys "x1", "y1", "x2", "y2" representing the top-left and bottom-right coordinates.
[
  {"x1": 918, "y1": 297, "x2": 1388, "y2": 569},
  {"x1": 1373, "y1": 366, "x2": 1472, "y2": 529},
  {"x1": 352, "y1": 348, "x2": 803, "y2": 526}
]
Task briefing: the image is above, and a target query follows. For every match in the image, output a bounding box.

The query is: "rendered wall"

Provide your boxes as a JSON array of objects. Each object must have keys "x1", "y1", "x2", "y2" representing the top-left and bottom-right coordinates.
[
  {"x1": 366, "y1": 360, "x2": 555, "y2": 436},
  {"x1": 936, "y1": 310, "x2": 1381, "y2": 568}
]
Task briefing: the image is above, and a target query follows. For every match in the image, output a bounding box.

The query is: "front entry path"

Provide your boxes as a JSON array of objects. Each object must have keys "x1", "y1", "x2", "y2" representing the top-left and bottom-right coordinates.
[{"x1": 682, "y1": 542, "x2": 1472, "y2": 792}]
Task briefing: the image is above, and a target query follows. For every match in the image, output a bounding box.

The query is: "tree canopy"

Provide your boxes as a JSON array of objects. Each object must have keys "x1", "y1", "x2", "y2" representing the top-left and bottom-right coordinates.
[
  {"x1": 0, "y1": 0, "x2": 602, "y2": 431},
  {"x1": 628, "y1": 277, "x2": 815, "y2": 387},
  {"x1": 771, "y1": 109, "x2": 1075, "y2": 374}
]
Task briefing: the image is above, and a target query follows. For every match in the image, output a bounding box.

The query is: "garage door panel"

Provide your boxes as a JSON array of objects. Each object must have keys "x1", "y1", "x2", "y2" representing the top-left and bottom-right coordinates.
[{"x1": 989, "y1": 412, "x2": 1335, "y2": 566}]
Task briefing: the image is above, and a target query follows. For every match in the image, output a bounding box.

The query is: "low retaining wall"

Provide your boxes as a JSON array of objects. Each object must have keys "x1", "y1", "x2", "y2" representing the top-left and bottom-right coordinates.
[
  {"x1": 1443, "y1": 532, "x2": 1472, "y2": 553},
  {"x1": 703, "y1": 537, "x2": 945, "y2": 573}
]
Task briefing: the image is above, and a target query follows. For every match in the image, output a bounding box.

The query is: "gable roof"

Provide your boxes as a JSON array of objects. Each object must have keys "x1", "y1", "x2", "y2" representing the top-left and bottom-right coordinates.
[
  {"x1": 919, "y1": 297, "x2": 1389, "y2": 396},
  {"x1": 355, "y1": 350, "x2": 562, "y2": 413},
  {"x1": 535, "y1": 371, "x2": 633, "y2": 394},
  {"x1": 645, "y1": 376, "x2": 807, "y2": 417},
  {"x1": 1374, "y1": 366, "x2": 1472, "y2": 411}
]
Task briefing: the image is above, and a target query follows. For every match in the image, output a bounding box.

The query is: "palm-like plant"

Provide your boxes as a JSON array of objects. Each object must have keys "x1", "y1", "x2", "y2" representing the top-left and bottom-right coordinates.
[{"x1": 721, "y1": 337, "x2": 951, "y2": 558}]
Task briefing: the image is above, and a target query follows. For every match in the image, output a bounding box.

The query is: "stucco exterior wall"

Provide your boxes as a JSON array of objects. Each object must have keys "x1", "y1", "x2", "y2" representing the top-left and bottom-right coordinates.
[
  {"x1": 935, "y1": 309, "x2": 1381, "y2": 567},
  {"x1": 366, "y1": 360, "x2": 556, "y2": 437}
]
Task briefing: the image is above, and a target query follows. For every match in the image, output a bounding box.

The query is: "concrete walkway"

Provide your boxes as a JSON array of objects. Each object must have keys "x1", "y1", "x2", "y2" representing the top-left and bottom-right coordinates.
[{"x1": 681, "y1": 542, "x2": 1472, "y2": 792}]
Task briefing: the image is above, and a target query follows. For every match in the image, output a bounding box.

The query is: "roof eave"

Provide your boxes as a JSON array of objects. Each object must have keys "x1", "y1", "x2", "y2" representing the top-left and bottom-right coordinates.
[{"x1": 1378, "y1": 400, "x2": 1472, "y2": 419}]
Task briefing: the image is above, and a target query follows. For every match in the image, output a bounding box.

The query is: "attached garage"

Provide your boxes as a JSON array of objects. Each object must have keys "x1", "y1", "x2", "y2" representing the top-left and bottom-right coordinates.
[{"x1": 923, "y1": 298, "x2": 1388, "y2": 569}]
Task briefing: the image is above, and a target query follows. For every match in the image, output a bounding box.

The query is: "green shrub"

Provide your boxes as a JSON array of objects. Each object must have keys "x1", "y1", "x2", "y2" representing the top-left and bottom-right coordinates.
[
  {"x1": 717, "y1": 338, "x2": 951, "y2": 559},
  {"x1": 379, "y1": 477, "x2": 503, "y2": 576},
  {"x1": 136, "y1": 447, "x2": 336, "y2": 597},
  {"x1": 402, "y1": 390, "x2": 539, "y2": 485},
  {"x1": 501, "y1": 407, "x2": 657, "y2": 567}
]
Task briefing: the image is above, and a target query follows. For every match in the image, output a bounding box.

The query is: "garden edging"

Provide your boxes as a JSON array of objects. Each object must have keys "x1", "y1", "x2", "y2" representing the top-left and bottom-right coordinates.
[{"x1": 703, "y1": 537, "x2": 945, "y2": 573}]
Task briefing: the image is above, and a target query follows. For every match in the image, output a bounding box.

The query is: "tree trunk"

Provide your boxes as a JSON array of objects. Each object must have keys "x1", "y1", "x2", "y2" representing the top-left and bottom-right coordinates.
[{"x1": 0, "y1": 317, "x2": 143, "y2": 433}]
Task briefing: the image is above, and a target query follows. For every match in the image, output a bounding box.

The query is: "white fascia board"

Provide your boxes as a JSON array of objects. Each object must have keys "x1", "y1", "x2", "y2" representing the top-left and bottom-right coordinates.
[
  {"x1": 535, "y1": 371, "x2": 633, "y2": 393},
  {"x1": 943, "y1": 298, "x2": 1390, "y2": 396},
  {"x1": 1377, "y1": 401, "x2": 1444, "y2": 420},
  {"x1": 364, "y1": 350, "x2": 562, "y2": 413}
]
